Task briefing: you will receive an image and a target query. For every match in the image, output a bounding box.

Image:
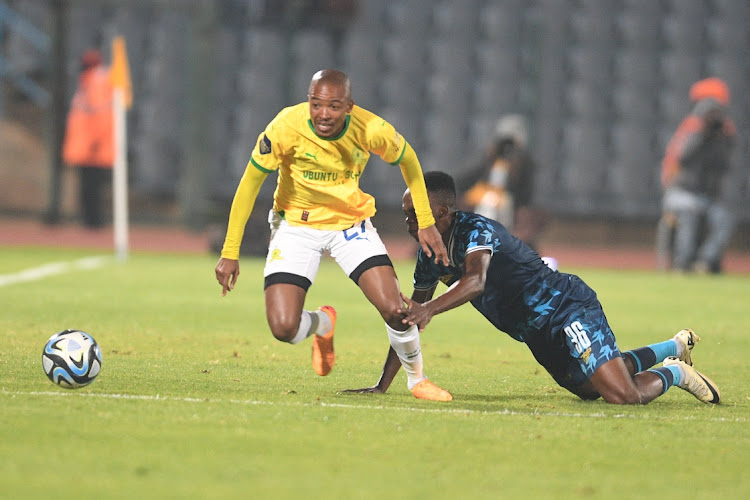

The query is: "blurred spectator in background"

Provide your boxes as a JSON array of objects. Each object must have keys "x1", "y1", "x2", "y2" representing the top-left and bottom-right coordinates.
[
  {"x1": 457, "y1": 114, "x2": 547, "y2": 252},
  {"x1": 656, "y1": 77, "x2": 739, "y2": 274},
  {"x1": 62, "y1": 49, "x2": 114, "y2": 229}
]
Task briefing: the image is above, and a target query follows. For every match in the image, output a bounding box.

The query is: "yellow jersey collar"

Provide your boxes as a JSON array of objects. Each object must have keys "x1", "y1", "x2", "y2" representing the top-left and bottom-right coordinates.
[{"x1": 307, "y1": 115, "x2": 351, "y2": 141}]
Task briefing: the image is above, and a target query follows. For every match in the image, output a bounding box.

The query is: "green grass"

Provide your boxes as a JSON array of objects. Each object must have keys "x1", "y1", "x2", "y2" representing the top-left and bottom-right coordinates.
[{"x1": 1, "y1": 247, "x2": 748, "y2": 499}]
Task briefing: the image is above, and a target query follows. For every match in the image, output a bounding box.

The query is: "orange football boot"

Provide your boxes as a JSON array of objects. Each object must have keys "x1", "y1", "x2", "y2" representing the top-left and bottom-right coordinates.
[{"x1": 312, "y1": 306, "x2": 336, "y2": 376}]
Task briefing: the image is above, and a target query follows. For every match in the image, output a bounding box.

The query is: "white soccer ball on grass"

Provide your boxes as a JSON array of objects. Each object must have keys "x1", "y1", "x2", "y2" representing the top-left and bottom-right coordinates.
[{"x1": 41, "y1": 329, "x2": 102, "y2": 388}]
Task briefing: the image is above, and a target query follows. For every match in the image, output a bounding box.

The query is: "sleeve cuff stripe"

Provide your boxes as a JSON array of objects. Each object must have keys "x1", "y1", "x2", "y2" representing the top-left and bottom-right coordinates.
[
  {"x1": 250, "y1": 157, "x2": 275, "y2": 174},
  {"x1": 388, "y1": 142, "x2": 408, "y2": 166}
]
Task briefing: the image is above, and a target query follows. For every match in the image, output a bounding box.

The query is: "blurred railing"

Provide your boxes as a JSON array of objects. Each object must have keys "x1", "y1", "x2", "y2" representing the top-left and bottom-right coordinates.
[{"x1": 0, "y1": 0, "x2": 50, "y2": 108}]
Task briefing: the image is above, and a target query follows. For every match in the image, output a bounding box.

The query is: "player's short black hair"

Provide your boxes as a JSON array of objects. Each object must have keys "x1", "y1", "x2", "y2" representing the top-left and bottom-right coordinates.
[
  {"x1": 424, "y1": 171, "x2": 456, "y2": 207},
  {"x1": 310, "y1": 69, "x2": 351, "y2": 99}
]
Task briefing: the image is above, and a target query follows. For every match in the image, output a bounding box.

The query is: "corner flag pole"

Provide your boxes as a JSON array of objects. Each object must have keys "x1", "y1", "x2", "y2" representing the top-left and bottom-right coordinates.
[{"x1": 111, "y1": 36, "x2": 132, "y2": 261}]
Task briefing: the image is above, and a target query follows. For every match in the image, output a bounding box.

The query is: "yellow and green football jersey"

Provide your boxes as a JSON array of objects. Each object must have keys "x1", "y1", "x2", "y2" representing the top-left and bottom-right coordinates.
[{"x1": 249, "y1": 102, "x2": 407, "y2": 229}]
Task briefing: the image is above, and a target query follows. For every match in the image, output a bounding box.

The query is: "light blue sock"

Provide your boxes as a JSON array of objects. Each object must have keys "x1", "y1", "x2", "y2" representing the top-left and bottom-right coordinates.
[
  {"x1": 623, "y1": 340, "x2": 677, "y2": 372},
  {"x1": 648, "y1": 365, "x2": 683, "y2": 394},
  {"x1": 649, "y1": 339, "x2": 678, "y2": 364}
]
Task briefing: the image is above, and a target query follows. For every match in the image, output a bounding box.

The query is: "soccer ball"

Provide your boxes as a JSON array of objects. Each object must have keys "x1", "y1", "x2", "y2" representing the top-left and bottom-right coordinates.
[{"x1": 41, "y1": 329, "x2": 102, "y2": 388}]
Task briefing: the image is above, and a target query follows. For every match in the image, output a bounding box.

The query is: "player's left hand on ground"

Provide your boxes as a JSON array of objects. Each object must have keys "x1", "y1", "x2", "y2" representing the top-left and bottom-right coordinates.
[
  {"x1": 339, "y1": 386, "x2": 386, "y2": 394},
  {"x1": 398, "y1": 292, "x2": 434, "y2": 332},
  {"x1": 215, "y1": 257, "x2": 239, "y2": 297},
  {"x1": 418, "y1": 225, "x2": 449, "y2": 266}
]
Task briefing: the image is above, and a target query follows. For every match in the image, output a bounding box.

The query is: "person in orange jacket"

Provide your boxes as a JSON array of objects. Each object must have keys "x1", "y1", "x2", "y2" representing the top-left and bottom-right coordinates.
[
  {"x1": 62, "y1": 49, "x2": 114, "y2": 228},
  {"x1": 656, "y1": 77, "x2": 739, "y2": 273}
]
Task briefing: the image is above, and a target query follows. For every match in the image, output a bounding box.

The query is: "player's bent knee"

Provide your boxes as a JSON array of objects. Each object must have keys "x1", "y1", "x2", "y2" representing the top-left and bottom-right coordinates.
[
  {"x1": 600, "y1": 388, "x2": 642, "y2": 405},
  {"x1": 267, "y1": 316, "x2": 300, "y2": 343},
  {"x1": 380, "y1": 305, "x2": 406, "y2": 330}
]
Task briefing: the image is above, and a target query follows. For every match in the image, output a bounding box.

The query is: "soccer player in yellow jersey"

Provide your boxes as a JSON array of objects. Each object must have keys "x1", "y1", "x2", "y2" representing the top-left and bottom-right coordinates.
[{"x1": 215, "y1": 69, "x2": 452, "y2": 401}]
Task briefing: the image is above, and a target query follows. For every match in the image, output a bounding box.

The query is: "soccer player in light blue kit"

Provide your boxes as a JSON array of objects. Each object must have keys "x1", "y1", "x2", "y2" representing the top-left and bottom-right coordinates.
[{"x1": 345, "y1": 171, "x2": 720, "y2": 405}]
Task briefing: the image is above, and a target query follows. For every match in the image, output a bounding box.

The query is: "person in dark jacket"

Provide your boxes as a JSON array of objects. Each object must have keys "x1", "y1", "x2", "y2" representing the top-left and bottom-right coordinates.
[
  {"x1": 656, "y1": 78, "x2": 739, "y2": 273},
  {"x1": 457, "y1": 114, "x2": 546, "y2": 252}
]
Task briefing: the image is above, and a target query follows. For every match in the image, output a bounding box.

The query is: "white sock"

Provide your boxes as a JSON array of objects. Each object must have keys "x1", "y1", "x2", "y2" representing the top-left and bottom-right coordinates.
[
  {"x1": 288, "y1": 309, "x2": 332, "y2": 344},
  {"x1": 288, "y1": 311, "x2": 312, "y2": 344},
  {"x1": 313, "y1": 309, "x2": 333, "y2": 336},
  {"x1": 386, "y1": 323, "x2": 426, "y2": 390}
]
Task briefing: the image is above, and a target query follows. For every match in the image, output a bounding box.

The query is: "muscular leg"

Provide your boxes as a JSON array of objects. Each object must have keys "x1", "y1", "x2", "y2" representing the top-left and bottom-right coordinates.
[
  {"x1": 264, "y1": 283, "x2": 307, "y2": 342},
  {"x1": 572, "y1": 357, "x2": 678, "y2": 405},
  {"x1": 355, "y1": 265, "x2": 405, "y2": 329}
]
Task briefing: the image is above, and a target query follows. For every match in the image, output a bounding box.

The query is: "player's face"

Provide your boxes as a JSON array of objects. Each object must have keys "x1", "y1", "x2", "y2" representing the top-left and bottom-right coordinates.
[
  {"x1": 308, "y1": 82, "x2": 353, "y2": 138},
  {"x1": 403, "y1": 189, "x2": 452, "y2": 243}
]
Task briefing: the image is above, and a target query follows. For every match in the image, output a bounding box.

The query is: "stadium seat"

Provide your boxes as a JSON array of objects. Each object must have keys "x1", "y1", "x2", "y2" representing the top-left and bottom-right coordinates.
[
  {"x1": 566, "y1": 81, "x2": 612, "y2": 120},
  {"x1": 570, "y1": 10, "x2": 615, "y2": 49},
  {"x1": 428, "y1": 39, "x2": 473, "y2": 76},
  {"x1": 422, "y1": 116, "x2": 468, "y2": 172},
  {"x1": 425, "y1": 74, "x2": 473, "y2": 116},
  {"x1": 613, "y1": 50, "x2": 660, "y2": 90},
  {"x1": 379, "y1": 106, "x2": 422, "y2": 146},
  {"x1": 662, "y1": 16, "x2": 705, "y2": 51},
  {"x1": 215, "y1": 29, "x2": 242, "y2": 103},
  {"x1": 237, "y1": 67, "x2": 285, "y2": 110},
  {"x1": 617, "y1": 11, "x2": 660, "y2": 51},
  {"x1": 339, "y1": 32, "x2": 381, "y2": 77},
  {"x1": 472, "y1": 78, "x2": 519, "y2": 116},
  {"x1": 612, "y1": 120, "x2": 659, "y2": 169},
  {"x1": 706, "y1": 18, "x2": 748, "y2": 54},
  {"x1": 561, "y1": 120, "x2": 610, "y2": 195},
  {"x1": 664, "y1": 0, "x2": 708, "y2": 20},
  {"x1": 290, "y1": 30, "x2": 336, "y2": 68},
  {"x1": 467, "y1": 114, "x2": 501, "y2": 153},
  {"x1": 289, "y1": 30, "x2": 337, "y2": 99},
  {"x1": 348, "y1": 0, "x2": 388, "y2": 34},
  {"x1": 381, "y1": 36, "x2": 428, "y2": 79},
  {"x1": 475, "y1": 43, "x2": 520, "y2": 80},
  {"x1": 660, "y1": 52, "x2": 702, "y2": 88},
  {"x1": 612, "y1": 86, "x2": 657, "y2": 123},
  {"x1": 384, "y1": 1, "x2": 432, "y2": 36},
  {"x1": 713, "y1": 0, "x2": 750, "y2": 19},
  {"x1": 242, "y1": 28, "x2": 286, "y2": 72},
  {"x1": 379, "y1": 72, "x2": 424, "y2": 111},
  {"x1": 478, "y1": 2, "x2": 524, "y2": 43},
  {"x1": 432, "y1": 1, "x2": 480, "y2": 41},
  {"x1": 567, "y1": 47, "x2": 612, "y2": 87}
]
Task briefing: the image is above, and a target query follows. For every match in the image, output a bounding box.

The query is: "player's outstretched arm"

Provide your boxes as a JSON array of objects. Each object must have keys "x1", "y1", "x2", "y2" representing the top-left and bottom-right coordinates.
[
  {"x1": 401, "y1": 251, "x2": 491, "y2": 332},
  {"x1": 215, "y1": 257, "x2": 239, "y2": 297},
  {"x1": 342, "y1": 287, "x2": 436, "y2": 394}
]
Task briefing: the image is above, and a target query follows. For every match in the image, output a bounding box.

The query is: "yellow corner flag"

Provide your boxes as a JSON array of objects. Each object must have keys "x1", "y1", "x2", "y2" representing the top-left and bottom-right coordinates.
[{"x1": 111, "y1": 35, "x2": 132, "y2": 109}]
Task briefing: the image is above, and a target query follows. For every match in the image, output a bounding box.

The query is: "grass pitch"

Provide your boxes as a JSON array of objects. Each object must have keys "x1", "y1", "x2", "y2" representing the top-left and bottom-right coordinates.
[{"x1": 1, "y1": 246, "x2": 748, "y2": 499}]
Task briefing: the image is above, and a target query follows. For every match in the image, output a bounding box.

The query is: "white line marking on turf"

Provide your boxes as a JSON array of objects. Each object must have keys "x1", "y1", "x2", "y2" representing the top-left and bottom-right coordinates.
[
  {"x1": 0, "y1": 256, "x2": 110, "y2": 287},
  {"x1": 2, "y1": 389, "x2": 744, "y2": 423}
]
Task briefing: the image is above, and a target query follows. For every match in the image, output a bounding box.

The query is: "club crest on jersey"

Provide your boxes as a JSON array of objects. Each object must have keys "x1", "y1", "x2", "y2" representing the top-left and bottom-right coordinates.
[
  {"x1": 350, "y1": 147, "x2": 367, "y2": 167},
  {"x1": 259, "y1": 134, "x2": 272, "y2": 155},
  {"x1": 301, "y1": 210, "x2": 309, "y2": 221}
]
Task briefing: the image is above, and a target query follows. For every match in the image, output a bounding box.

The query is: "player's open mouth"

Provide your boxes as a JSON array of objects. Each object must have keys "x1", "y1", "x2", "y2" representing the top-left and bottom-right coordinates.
[{"x1": 316, "y1": 122, "x2": 334, "y2": 133}]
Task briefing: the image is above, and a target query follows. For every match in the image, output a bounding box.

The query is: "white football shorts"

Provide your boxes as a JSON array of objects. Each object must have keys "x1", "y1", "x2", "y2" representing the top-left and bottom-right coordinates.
[{"x1": 263, "y1": 210, "x2": 390, "y2": 287}]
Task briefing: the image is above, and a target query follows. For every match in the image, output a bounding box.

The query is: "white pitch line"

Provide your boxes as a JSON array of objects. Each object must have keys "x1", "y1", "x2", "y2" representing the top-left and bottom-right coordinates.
[
  {"x1": 1, "y1": 389, "x2": 744, "y2": 423},
  {"x1": 0, "y1": 255, "x2": 110, "y2": 287}
]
